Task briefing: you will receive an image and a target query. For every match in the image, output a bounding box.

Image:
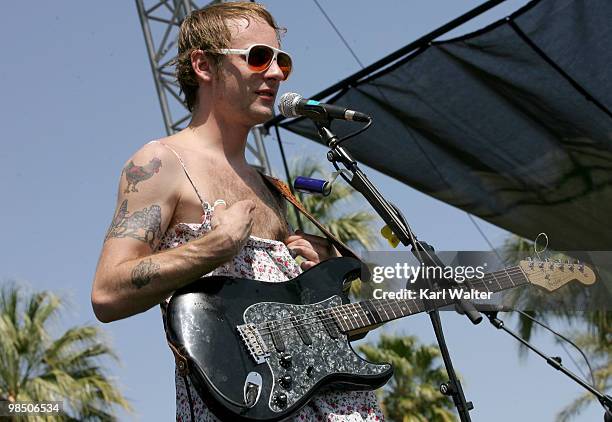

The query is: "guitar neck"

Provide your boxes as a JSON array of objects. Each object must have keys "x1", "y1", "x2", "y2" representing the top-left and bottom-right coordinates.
[{"x1": 330, "y1": 265, "x2": 529, "y2": 333}]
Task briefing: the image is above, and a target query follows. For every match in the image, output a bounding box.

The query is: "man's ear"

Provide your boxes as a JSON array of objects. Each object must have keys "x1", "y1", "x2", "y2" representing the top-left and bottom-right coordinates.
[{"x1": 190, "y1": 49, "x2": 214, "y2": 83}]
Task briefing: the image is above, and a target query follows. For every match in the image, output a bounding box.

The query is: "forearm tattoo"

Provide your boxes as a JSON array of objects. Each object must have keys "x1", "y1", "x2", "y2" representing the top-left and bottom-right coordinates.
[
  {"x1": 105, "y1": 200, "x2": 162, "y2": 249},
  {"x1": 122, "y1": 157, "x2": 162, "y2": 193},
  {"x1": 131, "y1": 258, "x2": 160, "y2": 289}
]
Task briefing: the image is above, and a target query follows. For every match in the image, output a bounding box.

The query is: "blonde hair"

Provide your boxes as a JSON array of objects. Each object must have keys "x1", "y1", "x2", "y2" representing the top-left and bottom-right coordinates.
[{"x1": 176, "y1": 2, "x2": 284, "y2": 112}]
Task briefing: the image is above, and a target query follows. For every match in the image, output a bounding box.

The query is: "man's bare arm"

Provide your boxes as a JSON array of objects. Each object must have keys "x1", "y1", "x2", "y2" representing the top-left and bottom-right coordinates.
[
  {"x1": 93, "y1": 224, "x2": 239, "y2": 323},
  {"x1": 91, "y1": 142, "x2": 254, "y2": 323}
]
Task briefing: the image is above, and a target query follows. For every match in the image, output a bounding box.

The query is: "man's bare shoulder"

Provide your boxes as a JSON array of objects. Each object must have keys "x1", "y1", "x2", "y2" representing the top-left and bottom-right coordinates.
[{"x1": 119, "y1": 138, "x2": 183, "y2": 197}]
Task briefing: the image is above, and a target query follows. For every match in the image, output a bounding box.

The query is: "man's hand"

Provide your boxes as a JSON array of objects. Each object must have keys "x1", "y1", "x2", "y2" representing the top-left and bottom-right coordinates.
[
  {"x1": 210, "y1": 200, "x2": 256, "y2": 259},
  {"x1": 284, "y1": 229, "x2": 340, "y2": 271}
]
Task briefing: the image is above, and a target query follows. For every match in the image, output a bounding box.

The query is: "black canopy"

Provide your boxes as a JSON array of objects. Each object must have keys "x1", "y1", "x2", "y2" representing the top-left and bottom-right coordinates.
[{"x1": 279, "y1": 0, "x2": 612, "y2": 250}]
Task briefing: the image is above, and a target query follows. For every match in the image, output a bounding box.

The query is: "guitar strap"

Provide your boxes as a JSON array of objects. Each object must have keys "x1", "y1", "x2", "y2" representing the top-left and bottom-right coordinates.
[{"x1": 262, "y1": 174, "x2": 361, "y2": 261}]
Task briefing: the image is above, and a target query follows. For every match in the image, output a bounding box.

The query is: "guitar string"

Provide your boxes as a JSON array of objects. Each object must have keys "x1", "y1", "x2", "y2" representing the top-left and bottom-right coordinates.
[
  {"x1": 257, "y1": 261, "x2": 573, "y2": 335},
  {"x1": 254, "y1": 267, "x2": 529, "y2": 338},
  {"x1": 256, "y1": 267, "x2": 527, "y2": 336},
  {"x1": 251, "y1": 263, "x2": 582, "y2": 347},
  {"x1": 277, "y1": 260, "x2": 582, "y2": 336}
]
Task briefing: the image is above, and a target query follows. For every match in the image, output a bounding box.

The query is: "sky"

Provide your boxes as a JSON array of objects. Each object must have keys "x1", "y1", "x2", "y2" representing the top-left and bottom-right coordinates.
[{"x1": 0, "y1": 0, "x2": 602, "y2": 421}]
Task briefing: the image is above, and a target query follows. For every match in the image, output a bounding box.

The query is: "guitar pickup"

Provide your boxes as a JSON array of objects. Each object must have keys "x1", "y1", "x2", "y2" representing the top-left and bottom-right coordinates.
[
  {"x1": 317, "y1": 309, "x2": 339, "y2": 339},
  {"x1": 291, "y1": 316, "x2": 312, "y2": 345},
  {"x1": 267, "y1": 321, "x2": 285, "y2": 352}
]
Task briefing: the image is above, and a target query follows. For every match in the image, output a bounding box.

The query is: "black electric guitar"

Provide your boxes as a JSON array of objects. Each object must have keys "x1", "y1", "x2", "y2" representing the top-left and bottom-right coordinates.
[{"x1": 165, "y1": 257, "x2": 596, "y2": 421}]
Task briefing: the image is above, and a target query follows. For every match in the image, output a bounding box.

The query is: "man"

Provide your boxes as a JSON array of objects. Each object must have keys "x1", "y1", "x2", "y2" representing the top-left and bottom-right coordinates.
[{"x1": 92, "y1": 2, "x2": 383, "y2": 420}]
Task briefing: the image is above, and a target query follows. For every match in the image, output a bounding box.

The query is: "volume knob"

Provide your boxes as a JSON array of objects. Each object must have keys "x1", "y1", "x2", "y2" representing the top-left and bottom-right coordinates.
[
  {"x1": 280, "y1": 375, "x2": 292, "y2": 389},
  {"x1": 279, "y1": 353, "x2": 292, "y2": 368},
  {"x1": 274, "y1": 392, "x2": 288, "y2": 407}
]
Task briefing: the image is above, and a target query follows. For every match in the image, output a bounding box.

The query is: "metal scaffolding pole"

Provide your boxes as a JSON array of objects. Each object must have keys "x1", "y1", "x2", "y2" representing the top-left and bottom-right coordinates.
[{"x1": 134, "y1": 0, "x2": 272, "y2": 174}]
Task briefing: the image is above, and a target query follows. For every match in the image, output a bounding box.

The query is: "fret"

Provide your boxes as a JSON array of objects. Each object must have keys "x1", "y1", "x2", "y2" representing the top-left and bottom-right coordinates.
[
  {"x1": 386, "y1": 299, "x2": 399, "y2": 319},
  {"x1": 482, "y1": 274, "x2": 495, "y2": 292},
  {"x1": 348, "y1": 303, "x2": 362, "y2": 328},
  {"x1": 377, "y1": 299, "x2": 392, "y2": 321},
  {"x1": 512, "y1": 267, "x2": 526, "y2": 286},
  {"x1": 335, "y1": 305, "x2": 354, "y2": 331},
  {"x1": 414, "y1": 298, "x2": 426, "y2": 314},
  {"x1": 361, "y1": 300, "x2": 382, "y2": 324},
  {"x1": 492, "y1": 269, "x2": 507, "y2": 289},
  {"x1": 344, "y1": 304, "x2": 358, "y2": 330},
  {"x1": 331, "y1": 306, "x2": 348, "y2": 332},
  {"x1": 373, "y1": 300, "x2": 389, "y2": 322},
  {"x1": 357, "y1": 302, "x2": 374, "y2": 325},
  {"x1": 490, "y1": 271, "x2": 503, "y2": 291},
  {"x1": 509, "y1": 267, "x2": 528, "y2": 287},
  {"x1": 468, "y1": 277, "x2": 484, "y2": 292},
  {"x1": 344, "y1": 304, "x2": 359, "y2": 330},
  {"x1": 391, "y1": 299, "x2": 405, "y2": 317},
  {"x1": 397, "y1": 299, "x2": 411, "y2": 316},
  {"x1": 497, "y1": 268, "x2": 514, "y2": 290},
  {"x1": 350, "y1": 302, "x2": 368, "y2": 328},
  {"x1": 516, "y1": 265, "x2": 529, "y2": 286}
]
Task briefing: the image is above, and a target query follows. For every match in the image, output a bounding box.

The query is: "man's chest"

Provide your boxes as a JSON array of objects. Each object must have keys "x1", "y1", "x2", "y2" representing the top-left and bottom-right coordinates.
[{"x1": 173, "y1": 168, "x2": 289, "y2": 241}]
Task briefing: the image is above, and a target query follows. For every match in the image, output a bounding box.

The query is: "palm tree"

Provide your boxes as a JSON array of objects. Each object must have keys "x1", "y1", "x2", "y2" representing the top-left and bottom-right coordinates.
[
  {"x1": 0, "y1": 283, "x2": 131, "y2": 421},
  {"x1": 286, "y1": 158, "x2": 379, "y2": 251},
  {"x1": 358, "y1": 334, "x2": 456, "y2": 422}
]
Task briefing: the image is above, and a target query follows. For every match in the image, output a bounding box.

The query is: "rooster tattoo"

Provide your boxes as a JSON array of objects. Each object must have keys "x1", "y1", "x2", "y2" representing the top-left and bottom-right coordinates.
[{"x1": 123, "y1": 158, "x2": 162, "y2": 193}]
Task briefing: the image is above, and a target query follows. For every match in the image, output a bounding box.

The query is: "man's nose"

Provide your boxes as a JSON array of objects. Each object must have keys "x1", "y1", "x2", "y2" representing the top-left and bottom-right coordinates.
[{"x1": 264, "y1": 59, "x2": 285, "y2": 81}]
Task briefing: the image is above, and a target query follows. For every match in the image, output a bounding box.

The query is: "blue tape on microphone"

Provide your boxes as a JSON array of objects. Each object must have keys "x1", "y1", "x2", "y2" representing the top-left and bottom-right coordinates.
[{"x1": 294, "y1": 176, "x2": 331, "y2": 196}]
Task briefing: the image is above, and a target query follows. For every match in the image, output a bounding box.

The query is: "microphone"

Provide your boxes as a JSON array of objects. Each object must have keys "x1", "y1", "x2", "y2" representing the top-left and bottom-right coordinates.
[{"x1": 278, "y1": 92, "x2": 371, "y2": 122}]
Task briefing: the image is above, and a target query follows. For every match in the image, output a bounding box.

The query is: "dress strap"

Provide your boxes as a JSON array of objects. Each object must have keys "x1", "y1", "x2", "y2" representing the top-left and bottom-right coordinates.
[{"x1": 149, "y1": 140, "x2": 207, "y2": 210}]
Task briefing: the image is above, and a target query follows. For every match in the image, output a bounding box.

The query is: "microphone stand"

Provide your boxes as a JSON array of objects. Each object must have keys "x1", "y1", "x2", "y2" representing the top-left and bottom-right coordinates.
[
  {"x1": 314, "y1": 118, "x2": 477, "y2": 421},
  {"x1": 482, "y1": 311, "x2": 612, "y2": 421}
]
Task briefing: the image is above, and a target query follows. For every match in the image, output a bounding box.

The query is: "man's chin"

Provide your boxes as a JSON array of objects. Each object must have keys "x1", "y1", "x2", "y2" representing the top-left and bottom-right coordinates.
[{"x1": 250, "y1": 105, "x2": 275, "y2": 124}]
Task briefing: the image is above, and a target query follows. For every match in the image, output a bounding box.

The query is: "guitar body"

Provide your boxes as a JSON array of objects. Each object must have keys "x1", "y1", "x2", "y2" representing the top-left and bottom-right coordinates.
[{"x1": 166, "y1": 257, "x2": 392, "y2": 421}]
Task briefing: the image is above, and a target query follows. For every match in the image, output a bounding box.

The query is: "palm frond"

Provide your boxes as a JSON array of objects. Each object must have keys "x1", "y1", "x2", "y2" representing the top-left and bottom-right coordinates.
[
  {"x1": 358, "y1": 334, "x2": 456, "y2": 422},
  {"x1": 0, "y1": 282, "x2": 132, "y2": 420}
]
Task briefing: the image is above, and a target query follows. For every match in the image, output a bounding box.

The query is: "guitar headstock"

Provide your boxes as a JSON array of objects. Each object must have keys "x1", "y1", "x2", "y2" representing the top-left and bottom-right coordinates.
[{"x1": 519, "y1": 259, "x2": 596, "y2": 292}]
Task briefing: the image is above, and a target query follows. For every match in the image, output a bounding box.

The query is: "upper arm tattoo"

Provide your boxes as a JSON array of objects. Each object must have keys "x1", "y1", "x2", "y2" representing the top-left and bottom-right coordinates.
[
  {"x1": 105, "y1": 199, "x2": 163, "y2": 249},
  {"x1": 122, "y1": 157, "x2": 162, "y2": 193}
]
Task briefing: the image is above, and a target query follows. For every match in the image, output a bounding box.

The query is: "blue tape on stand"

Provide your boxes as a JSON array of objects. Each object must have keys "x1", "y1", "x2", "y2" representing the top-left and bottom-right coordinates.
[{"x1": 294, "y1": 176, "x2": 331, "y2": 196}]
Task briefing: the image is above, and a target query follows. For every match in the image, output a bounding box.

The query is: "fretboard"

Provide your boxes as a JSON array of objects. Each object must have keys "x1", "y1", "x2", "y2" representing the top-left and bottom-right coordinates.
[{"x1": 329, "y1": 265, "x2": 529, "y2": 333}]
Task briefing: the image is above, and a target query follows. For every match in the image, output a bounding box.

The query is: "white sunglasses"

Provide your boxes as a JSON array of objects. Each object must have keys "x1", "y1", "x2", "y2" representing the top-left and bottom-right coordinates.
[{"x1": 217, "y1": 44, "x2": 293, "y2": 80}]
